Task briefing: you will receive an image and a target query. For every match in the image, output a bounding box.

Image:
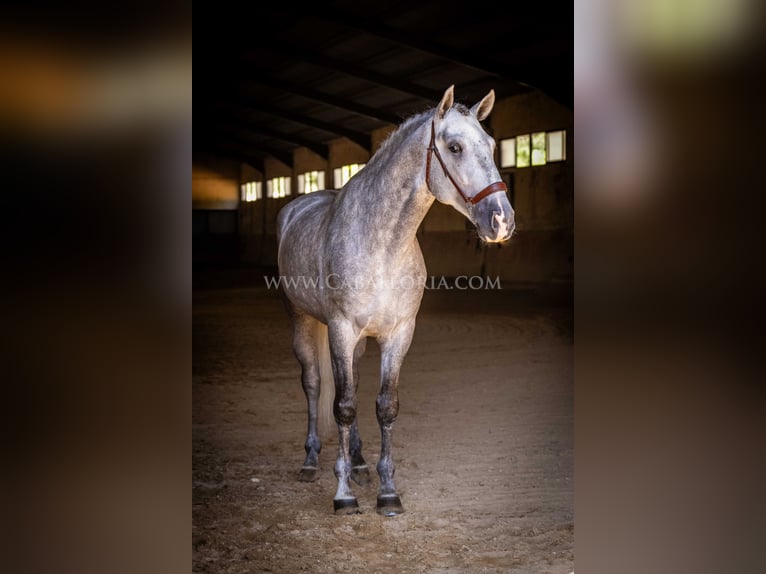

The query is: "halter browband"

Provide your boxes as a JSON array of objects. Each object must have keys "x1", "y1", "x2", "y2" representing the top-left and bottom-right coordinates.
[{"x1": 426, "y1": 120, "x2": 507, "y2": 207}]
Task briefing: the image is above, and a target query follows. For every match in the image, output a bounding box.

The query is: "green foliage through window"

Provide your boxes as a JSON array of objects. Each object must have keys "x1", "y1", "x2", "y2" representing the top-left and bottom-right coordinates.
[
  {"x1": 500, "y1": 130, "x2": 566, "y2": 169},
  {"x1": 516, "y1": 135, "x2": 530, "y2": 168},
  {"x1": 531, "y1": 132, "x2": 546, "y2": 165}
]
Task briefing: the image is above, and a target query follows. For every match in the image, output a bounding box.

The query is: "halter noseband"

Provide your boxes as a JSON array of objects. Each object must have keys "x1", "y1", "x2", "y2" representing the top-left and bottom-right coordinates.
[{"x1": 425, "y1": 120, "x2": 507, "y2": 212}]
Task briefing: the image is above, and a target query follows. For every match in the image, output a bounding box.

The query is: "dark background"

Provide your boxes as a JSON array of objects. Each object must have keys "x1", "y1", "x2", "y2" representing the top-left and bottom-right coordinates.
[{"x1": 1, "y1": 1, "x2": 764, "y2": 573}]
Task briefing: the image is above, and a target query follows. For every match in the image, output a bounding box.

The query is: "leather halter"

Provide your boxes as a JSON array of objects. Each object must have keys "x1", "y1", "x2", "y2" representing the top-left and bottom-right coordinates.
[{"x1": 425, "y1": 120, "x2": 507, "y2": 210}]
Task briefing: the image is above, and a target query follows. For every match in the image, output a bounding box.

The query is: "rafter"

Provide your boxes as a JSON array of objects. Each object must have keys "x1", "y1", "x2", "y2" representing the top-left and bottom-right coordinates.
[
  {"x1": 301, "y1": 9, "x2": 572, "y2": 108},
  {"x1": 205, "y1": 126, "x2": 294, "y2": 167},
  {"x1": 251, "y1": 45, "x2": 442, "y2": 103},
  {"x1": 197, "y1": 143, "x2": 265, "y2": 173},
  {"x1": 211, "y1": 114, "x2": 329, "y2": 159},
  {"x1": 226, "y1": 99, "x2": 372, "y2": 151},
  {"x1": 244, "y1": 76, "x2": 401, "y2": 124},
  {"x1": 305, "y1": 9, "x2": 502, "y2": 78}
]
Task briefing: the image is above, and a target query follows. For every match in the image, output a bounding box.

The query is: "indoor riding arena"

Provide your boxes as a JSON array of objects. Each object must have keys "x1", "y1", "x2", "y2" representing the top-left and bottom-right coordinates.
[{"x1": 194, "y1": 5, "x2": 572, "y2": 573}]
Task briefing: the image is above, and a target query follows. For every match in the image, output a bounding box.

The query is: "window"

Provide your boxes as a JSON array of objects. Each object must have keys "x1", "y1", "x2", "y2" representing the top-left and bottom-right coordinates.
[
  {"x1": 499, "y1": 130, "x2": 567, "y2": 168},
  {"x1": 240, "y1": 181, "x2": 262, "y2": 202},
  {"x1": 500, "y1": 139, "x2": 516, "y2": 168},
  {"x1": 531, "y1": 132, "x2": 546, "y2": 166},
  {"x1": 547, "y1": 130, "x2": 566, "y2": 162},
  {"x1": 516, "y1": 135, "x2": 531, "y2": 168},
  {"x1": 267, "y1": 176, "x2": 291, "y2": 198},
  {"x1": 297, "y1": 171, "x2": 325, "y2": 194},
  {"x1": 333, "y1": 163, "x2": 366, "y2": 188}
]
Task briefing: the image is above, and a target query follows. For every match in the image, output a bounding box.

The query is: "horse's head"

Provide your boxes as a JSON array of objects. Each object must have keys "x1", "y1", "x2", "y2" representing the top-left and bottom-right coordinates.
[{"x1": 427, "y1": 85, "x2": 515, "y2": 243}]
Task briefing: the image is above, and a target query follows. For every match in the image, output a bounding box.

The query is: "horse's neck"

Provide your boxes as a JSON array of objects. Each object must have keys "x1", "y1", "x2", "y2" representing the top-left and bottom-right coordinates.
[{"x1": 335, "y1": 124, "x2": 434, "y2": 256}]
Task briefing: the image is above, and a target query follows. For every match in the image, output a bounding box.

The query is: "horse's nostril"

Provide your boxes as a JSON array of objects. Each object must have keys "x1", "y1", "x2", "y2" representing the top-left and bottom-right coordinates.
[
  {"x1": 490, "y1": 211, "x2": 503, "y2": 232},
  {"x1": 490, "y1": 211, "x2": 513, "y2": 239}
]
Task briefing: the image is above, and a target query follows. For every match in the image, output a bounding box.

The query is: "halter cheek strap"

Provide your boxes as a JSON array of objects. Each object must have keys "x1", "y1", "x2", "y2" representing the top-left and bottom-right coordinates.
[{"x1": 425, "y1": 120, "x2": 507, "y2": 208}]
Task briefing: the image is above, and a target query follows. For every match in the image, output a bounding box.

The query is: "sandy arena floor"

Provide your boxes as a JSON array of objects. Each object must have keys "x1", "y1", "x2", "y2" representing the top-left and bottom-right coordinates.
[{"x1": 193, "y1": 276, "x2": 573, "y2": 573}]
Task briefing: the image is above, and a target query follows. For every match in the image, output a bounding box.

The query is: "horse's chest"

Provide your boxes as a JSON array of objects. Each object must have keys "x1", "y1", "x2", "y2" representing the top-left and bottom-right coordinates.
[
  {"x1": 333, "y1": 277, "x2": 423, "y2": 336},
  {"x1": 327, "y1": 245, "x2": 426, "y2": 334}
]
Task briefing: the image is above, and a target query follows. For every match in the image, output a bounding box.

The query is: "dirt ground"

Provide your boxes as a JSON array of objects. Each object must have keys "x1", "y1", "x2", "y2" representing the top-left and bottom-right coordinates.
[{"x1": 193, "y1": 275, "x2": 573, "y2": 573}]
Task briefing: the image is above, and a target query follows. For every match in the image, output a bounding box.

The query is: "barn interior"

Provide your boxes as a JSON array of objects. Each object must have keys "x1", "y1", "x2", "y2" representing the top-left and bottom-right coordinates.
[
  {"x1": 193, "y1": 4, "x2": 573, "y2": 572},
  {"x1": 193, "y1": 4, "x2": 572, "y2": 286}
]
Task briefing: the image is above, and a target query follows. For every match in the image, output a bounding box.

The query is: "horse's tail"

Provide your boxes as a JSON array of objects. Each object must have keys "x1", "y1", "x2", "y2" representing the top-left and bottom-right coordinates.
[{"x1": 314, "y1": 321, "x2": 335, "y2": 436}]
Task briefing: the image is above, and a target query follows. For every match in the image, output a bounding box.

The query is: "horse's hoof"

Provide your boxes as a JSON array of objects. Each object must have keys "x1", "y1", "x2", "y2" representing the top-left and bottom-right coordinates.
[
  {"x1": 376, "y1": 495, "x2": 404, "y2": 517},
  {"x1": 351, "y1": 465, "x2": 371, "y2": 486},
  {"x1": 333, "y1": 498, "x2": 360, "y2": 515},
  {"x1": 298, "y1": 466, "x2": 318, "y2": 482}
]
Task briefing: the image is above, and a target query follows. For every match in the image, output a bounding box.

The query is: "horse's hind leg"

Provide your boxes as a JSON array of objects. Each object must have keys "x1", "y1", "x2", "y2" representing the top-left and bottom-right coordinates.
[
  {"x1": 350, "y1": 337, "x2": 370, "y2": 486},
  {"x1": 291, "y1": 314, "x2": 322, "y2": 482}
]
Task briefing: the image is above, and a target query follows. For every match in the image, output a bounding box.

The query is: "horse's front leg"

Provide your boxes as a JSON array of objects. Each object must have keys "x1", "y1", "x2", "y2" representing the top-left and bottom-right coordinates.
[
  {"x1": 328, "y1": 320, "x2": 363, "y2": 515},
  {"x1": 376, "y1": 320, "x2": 416, "y2": 516}
]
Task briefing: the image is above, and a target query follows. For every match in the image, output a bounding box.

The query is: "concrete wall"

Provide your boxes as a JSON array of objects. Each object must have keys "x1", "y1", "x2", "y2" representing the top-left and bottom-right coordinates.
[
  {"x1": 192, "y1": 154, "x2": 240, "y2": 210},
  {"x1": 192, "y1": 153, "x2": 241, "y2": 266},
  {"x1": 216, "y1": 90, "x2": 572, "y2": 283},
  {"x1": 294, "y1": 147, "x2": 326, "y2": 176},
  {"x1": 239, "y1": 158, "x2": 289, "y2": 266},
  {"x1": 329, "y1": 138, "x2": 370, "y2": 176}
]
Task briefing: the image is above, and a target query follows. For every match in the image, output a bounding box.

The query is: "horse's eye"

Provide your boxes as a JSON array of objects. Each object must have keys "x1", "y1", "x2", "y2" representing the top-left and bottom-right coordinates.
[{"x1": 448, "y1": 143, "x2": 462, "y2": 154}]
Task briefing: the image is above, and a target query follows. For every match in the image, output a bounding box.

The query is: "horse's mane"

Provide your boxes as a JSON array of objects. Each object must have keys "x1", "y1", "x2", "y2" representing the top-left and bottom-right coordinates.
[
  {"x1": 372, "y1": 109, "x2": 431, "y2": 160},
  {"x1": 367, "y1": 102, "x2": 472, "y2": 170}
]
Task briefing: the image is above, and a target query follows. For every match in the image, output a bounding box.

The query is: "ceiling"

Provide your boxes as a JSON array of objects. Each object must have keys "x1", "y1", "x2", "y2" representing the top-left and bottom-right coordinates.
[{"x1": 195, "y1": 2, "x2": 573, "y2": 172}]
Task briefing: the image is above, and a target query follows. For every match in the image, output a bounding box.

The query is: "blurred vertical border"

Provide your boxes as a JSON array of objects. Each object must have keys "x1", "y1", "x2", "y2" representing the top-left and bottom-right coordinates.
[
  {"x1": 2, "y1": 0, "x2": 765, "y2": 572},
  {"x1": 0, "y1": 3, "x2": 191, "y2": 574},
  {"x1": 576, "y1": 0, "x2": 766, "y2": 572}
]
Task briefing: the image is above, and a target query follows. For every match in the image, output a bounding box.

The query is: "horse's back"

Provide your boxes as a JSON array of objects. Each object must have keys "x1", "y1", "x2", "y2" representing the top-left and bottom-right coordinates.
[{"x1": 276, "y1": 190, "x2": 337, "y2": 245}]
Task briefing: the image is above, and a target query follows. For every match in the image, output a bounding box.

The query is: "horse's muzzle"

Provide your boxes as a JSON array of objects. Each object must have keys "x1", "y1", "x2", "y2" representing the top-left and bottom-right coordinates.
[
  {"x1": 475, "y1": 199, "x2": 515, "y2": 243},
  {"x1": 490, "y1": 210, "x2": 515, "y2": 242}
]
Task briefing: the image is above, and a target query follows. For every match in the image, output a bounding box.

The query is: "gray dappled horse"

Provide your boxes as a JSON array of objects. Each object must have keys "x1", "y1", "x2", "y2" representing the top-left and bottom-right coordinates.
[{"x1": 276, "y1": 86, "x2": 515, "y2": 516}]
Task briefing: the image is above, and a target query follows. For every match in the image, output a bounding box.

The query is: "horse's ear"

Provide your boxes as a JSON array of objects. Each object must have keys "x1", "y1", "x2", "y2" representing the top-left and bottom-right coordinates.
[
  {"x1": 471, "y1": 89, "x2": 495, "y2": 121},
  {"x1": 436, "y1": 85, "x2": 454, "y2": 119}
]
